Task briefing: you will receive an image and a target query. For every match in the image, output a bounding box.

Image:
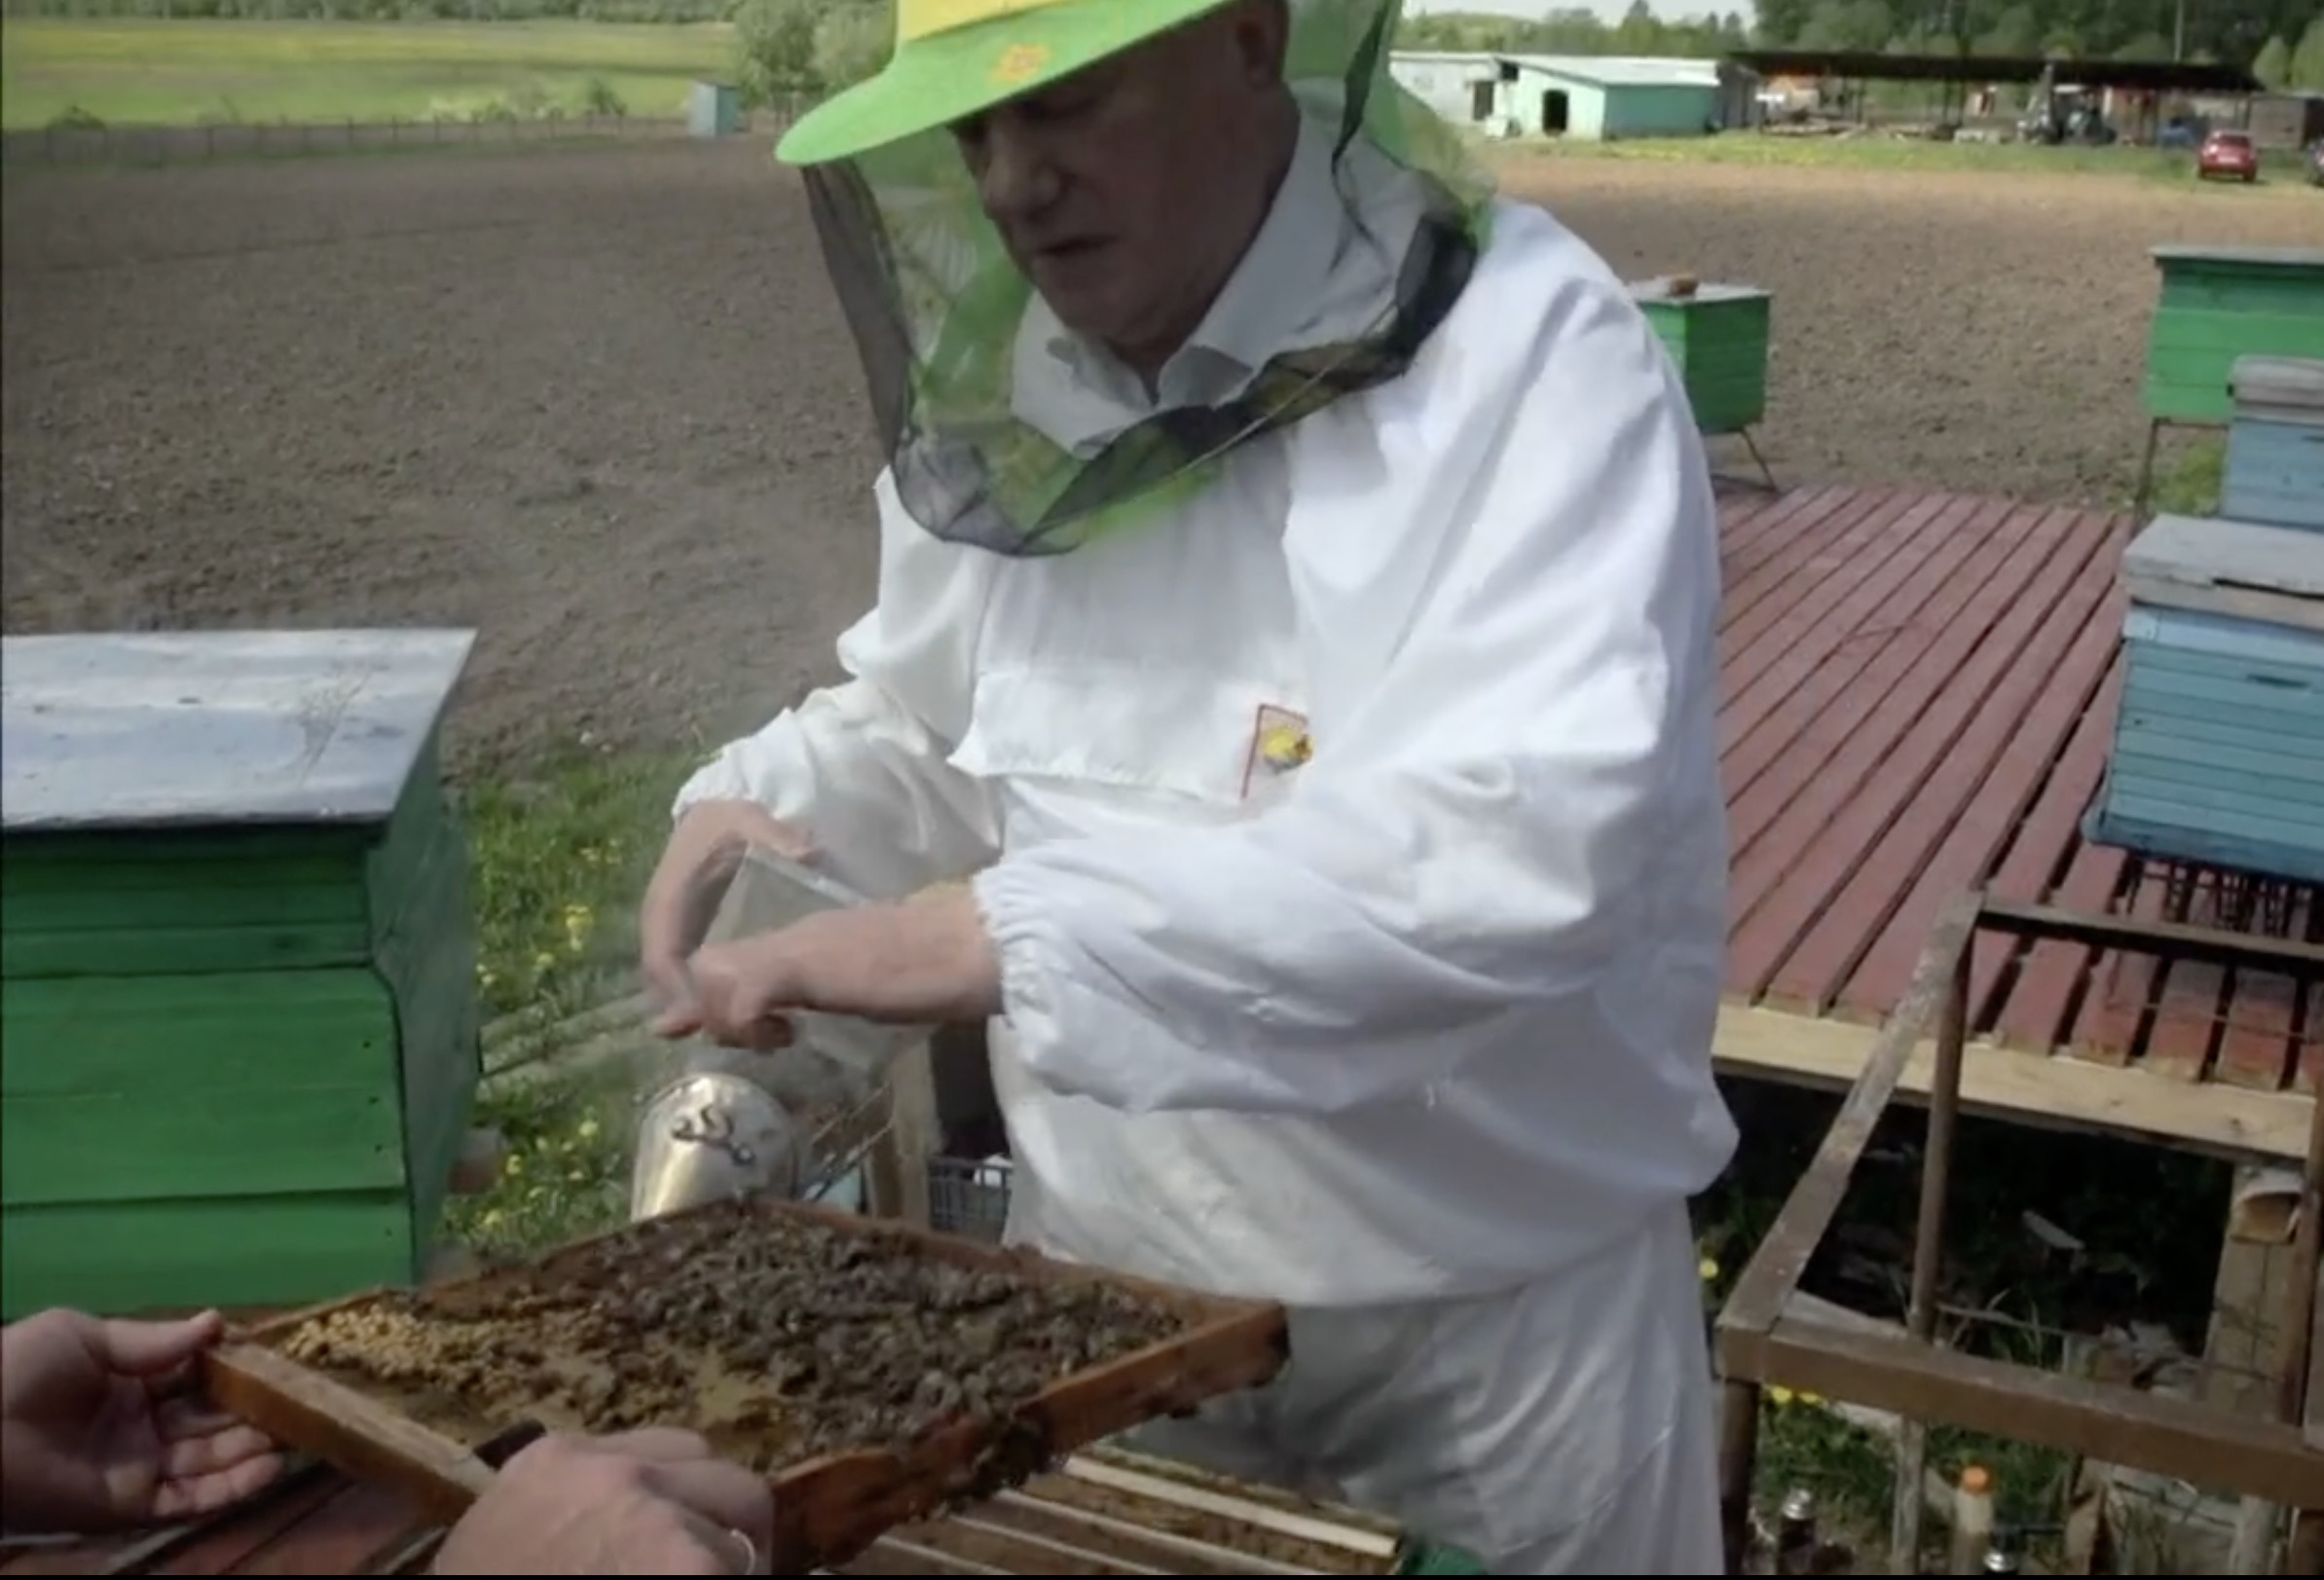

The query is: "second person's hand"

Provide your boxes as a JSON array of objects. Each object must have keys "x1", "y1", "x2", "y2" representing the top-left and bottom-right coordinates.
[
  {"x1": 639, "y1": 799, "x2": 815, "y2": 1034},
  {"x1": 432, "y1": 1428, "x2": 776, "y2": 1575}
]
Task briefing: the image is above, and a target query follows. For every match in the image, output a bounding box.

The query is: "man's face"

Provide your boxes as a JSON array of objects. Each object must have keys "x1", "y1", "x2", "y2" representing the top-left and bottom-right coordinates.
[{"x1": 950, "y1": 1, "x2": 1291, "y2": 371}]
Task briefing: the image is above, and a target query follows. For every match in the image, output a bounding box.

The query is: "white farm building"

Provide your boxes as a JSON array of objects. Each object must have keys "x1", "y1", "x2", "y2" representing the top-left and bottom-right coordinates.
[{"x1": 1389, "y1": 51, "x2": 1759, "y2": 139}]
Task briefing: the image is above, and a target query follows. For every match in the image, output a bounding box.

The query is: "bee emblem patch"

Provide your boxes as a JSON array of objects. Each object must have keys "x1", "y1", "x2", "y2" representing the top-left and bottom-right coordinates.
[{"x1": 1240, "y1": 704, "x2": 1312, "y2": 804}]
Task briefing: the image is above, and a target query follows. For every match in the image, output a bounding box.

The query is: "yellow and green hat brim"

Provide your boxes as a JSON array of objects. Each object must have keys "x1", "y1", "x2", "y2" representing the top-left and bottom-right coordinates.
[{"x1": 776, "y1": 0, "x2": 1243, "y2": 166}]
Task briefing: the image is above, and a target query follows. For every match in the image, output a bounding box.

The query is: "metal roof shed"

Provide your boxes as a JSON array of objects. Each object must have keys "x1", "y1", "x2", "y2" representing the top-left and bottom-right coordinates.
[{"x1": 1497, "y1": 55, "x2": 1722, "y2": 140}]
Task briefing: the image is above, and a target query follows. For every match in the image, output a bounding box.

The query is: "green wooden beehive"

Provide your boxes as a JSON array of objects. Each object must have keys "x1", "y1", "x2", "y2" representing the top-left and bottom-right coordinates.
[
  {"x1": 0, "y1": 630, "x2": 483, "y2": 1319},
  {"x1": 2144, "y1": 246, "x2": 2324, "y2": 425},
  {"x1": 1630, "y1": 279, "x2": 1772, "y2": 436}
]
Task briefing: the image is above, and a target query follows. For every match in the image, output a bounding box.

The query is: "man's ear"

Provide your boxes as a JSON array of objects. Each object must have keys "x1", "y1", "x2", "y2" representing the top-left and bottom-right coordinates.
[{"x1": 1226, "y1": 0, "x2": 1292, "y2": 86}]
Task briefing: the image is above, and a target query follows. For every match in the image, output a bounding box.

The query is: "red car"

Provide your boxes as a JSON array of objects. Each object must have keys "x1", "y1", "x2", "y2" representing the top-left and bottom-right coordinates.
[{"x1": 2197, "y1": 129, "x2": 2259, "y2": 183}]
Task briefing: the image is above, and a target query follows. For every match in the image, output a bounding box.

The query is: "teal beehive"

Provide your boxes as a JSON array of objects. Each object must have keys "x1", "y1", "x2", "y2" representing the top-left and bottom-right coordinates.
[
  {"x1": 2084, "y1": 515, "x2": 2324, "y2": 882},
  {"x1": 2223, "y1": 355, "x2": 2324, "y2": 534}
]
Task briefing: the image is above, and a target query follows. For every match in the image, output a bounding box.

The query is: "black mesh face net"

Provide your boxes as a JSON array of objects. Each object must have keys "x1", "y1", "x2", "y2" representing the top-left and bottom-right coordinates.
[{"x1": 800, "y1": 0, "x2": 1494, "y2": 558}]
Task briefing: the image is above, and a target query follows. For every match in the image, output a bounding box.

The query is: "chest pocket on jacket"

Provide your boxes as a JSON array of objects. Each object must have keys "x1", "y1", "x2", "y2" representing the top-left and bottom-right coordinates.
[{"x1": 949, "y1": 665, "x2": 1306, "y2": 815}]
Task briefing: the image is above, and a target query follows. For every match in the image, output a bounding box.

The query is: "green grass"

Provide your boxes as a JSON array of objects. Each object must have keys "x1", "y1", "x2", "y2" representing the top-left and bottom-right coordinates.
[
  {"x1": 1494, "y1": 129, "x2": 2318, "y2": 187},
  {"x1": 441, "y1": 746, "x2": 695, "y2": 1259},
  {"x1": 0, "y1": 18, "x2": 735, "y2": 129},
  {"x1": 2104, "y1": 433, "x2": 2226, "y2": 519},
  {"x1": 2147, "y1": 436, "x2": 2227, "y2": 517}
]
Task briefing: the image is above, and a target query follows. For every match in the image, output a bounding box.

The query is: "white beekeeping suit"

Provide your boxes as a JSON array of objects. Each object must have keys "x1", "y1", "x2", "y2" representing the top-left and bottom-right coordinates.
[{"x1": 675, "y1": 93, "x2": 1736, "y2": 1567}]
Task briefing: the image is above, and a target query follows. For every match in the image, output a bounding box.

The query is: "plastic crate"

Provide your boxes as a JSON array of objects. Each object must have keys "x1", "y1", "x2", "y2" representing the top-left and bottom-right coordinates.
[{"x1": 926, "y1": 1155, "x2": 1012, "y2": 1242}]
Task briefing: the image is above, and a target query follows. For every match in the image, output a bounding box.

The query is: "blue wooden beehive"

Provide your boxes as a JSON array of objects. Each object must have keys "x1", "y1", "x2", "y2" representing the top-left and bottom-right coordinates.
[
  {"x1": 2223, "y1": 355, "x2": 2324, "y2": 534},
  {"x1": 2084, "y1": 515, "x2": 2324, "y2": 883}
]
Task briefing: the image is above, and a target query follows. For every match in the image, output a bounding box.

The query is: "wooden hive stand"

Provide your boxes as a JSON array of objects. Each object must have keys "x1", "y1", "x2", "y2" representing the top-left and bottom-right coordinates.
[
  {"x1": 0, "y1": 629, "x2": 489, "y2": 1318},
  {"x1": 1713, "y1": 893, "x2": 2324, "y2": 1575}
]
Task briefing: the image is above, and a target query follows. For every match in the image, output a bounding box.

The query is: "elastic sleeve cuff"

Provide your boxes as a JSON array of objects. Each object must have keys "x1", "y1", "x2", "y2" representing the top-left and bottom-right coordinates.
[{"x1": 972, "y1": 861, "x2": 1070, "y2": 1086}]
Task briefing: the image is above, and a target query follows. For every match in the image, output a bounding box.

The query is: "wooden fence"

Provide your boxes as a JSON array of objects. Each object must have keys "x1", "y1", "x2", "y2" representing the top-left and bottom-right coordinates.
[{"x1": 0, "y1": 109, "x2": 793, "y2": 167}]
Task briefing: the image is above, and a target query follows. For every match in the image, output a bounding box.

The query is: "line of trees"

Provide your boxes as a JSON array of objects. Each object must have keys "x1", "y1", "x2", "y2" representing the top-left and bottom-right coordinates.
[
  {"x1": 2, "y1": 0, "x2": 2316, "y2": 97},
  {"x1": 1754, "y1": 0, "x2": 2324, "y2": 82},
  {"x1": 1397, "y1": 4, "x2": 1752, "y2": 57},
  {"x1": 1401, "y1": 0, "x2": 2324, "y2": 89}
]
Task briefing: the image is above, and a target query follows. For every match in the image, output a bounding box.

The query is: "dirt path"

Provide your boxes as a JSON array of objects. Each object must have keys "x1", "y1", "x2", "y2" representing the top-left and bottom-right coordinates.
[{"x1": 5, "y1": 142, "x2": 2314, "y2": 768}]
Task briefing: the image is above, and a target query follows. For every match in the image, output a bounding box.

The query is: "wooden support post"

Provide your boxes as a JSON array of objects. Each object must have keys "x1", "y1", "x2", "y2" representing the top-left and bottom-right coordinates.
[
  {"x1": 2271, "y1": 1087, "x2": 2324, "y2": 1575},
  {"x1": 1888, "y1": 925, "x2": 1973, "y2": 1576},
  {"x1": 1718, "y1": 1378, "x2": 1762, "y2": 1576},
  {"x1": 864, "y1": 1039, "x2": 940, "y2": 1229},
  {"x1": 2131, "y1": 417, "x2": 2164, "y2": 523},
  {"x1": 2207, "y1": 1167, "x2": 2300, "y2": 1572}
]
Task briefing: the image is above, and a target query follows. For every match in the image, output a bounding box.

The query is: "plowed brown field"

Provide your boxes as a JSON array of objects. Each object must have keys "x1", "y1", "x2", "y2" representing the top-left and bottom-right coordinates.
[{"x1": 5, "y1": 139, "x2": 2314, "y2": 766}]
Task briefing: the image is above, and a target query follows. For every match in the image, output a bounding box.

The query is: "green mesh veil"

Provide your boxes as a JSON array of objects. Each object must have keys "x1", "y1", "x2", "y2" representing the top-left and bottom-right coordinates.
[{"x1": 800, "y1": 0, "x2": 1495, "y2": 558}]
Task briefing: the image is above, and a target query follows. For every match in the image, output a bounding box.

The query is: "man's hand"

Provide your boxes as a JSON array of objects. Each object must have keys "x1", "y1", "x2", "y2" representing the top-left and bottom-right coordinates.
[
  {"x1": 0, "y1": 1308, "x2": 283, "y2": 1534},
  {"x1": 434, "y1": 1429, "x2": 775, "y2": 1575},
  {"x1": 639, "y1": 800, "x2": 816, "y2": 1025},
  {"x1": 655, "y1": 888, "x2": 1002, "y2": 1047}
]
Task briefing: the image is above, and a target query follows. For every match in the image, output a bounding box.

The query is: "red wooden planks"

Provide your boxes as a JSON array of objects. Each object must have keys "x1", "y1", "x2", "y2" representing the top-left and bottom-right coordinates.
[
  {"x1": 230, "y1": 1483, "x2": 421, "y2": 1576},
  {"x1": 2217, "y1": 964, "x2": 2301, "y2": 1090},
  {"x1": 2068, "y1": 863, "x2": 2167, "y2": 1068},
  {"x1": 1721, "y1": 493, "x2": 1984, "y2": 743},
  {"x1": 1718, "y1": 483, "x2": 1852, "y2": 586},
  {"x1": 2142, "y1": 941, "x2": 2227, "y2": 1085},
  {"x1": 1790, "y1": 511, "x2": 2121, "y2": 1018},
  {"x1": 2212, "y1": 886, "x2": 2313, "y2": 1092},
  {"x1": 1723, "y1": 495, "x2": 2010, "y2": 818},
  {"x1": 1737, "y1": 504, "x2": 2107, "y2": 1008},
  {"x1": 1706, "y1": 485, "x2": 2313, "y2": 1094},
  {"x1": 1721, "y1": 487, "x2": 1882, "y2": 631},
  {"x1": 1727, "y1": 503, "x2": 2088, "y2": 1000},
  {"x1": 1978, "y1": 652, "x2": 2128, "y2": 1049},
  {"x1": 152, "y1": 1471, "x2": 350, "y2": 1576}
]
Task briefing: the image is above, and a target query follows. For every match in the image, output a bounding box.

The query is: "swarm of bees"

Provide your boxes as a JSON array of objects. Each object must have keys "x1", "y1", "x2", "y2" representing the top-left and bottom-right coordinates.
[{"x1": 276, "y1": 1201, "x2": 1185, "y2": 1470}]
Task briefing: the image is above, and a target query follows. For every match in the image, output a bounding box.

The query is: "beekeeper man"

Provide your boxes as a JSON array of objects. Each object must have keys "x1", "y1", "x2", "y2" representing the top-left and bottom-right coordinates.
[{"x1": 637, "y1": 0, "x2": 1738, "y2": 1566}]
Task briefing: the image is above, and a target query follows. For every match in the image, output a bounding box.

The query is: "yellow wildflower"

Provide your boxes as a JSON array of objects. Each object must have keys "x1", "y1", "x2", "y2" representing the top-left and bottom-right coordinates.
[
  {"x1": 1698, "y1": 1256, "x2": 1719, "y2": 1282},
  {"x1": 563, "y1": 902, "x2": 594, "y2": 955}
]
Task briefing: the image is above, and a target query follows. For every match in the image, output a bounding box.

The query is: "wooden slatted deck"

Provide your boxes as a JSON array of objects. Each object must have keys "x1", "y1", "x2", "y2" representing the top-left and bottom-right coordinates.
[{"x1": 1711, "y1": 484, "x2": 2318, "y2": 1163}]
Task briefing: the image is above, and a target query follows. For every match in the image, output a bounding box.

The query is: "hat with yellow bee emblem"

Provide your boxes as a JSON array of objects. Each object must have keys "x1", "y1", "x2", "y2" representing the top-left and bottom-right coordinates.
[{"x1": 778, "y1": 0, "x2": 1250, "y2": 166}]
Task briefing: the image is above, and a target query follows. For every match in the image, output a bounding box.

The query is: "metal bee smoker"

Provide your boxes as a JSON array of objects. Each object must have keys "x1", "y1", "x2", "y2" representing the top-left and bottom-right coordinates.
[
  {"x1": 630, "y1": 1055, "x2": 807, "y2": 1221},
  {"x1": 630, "y1": 847, "x2": 926, "y2": 1221}
]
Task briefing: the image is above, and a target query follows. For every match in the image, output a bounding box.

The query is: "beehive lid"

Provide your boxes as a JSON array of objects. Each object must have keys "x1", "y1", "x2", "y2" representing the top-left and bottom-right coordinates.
[
  {"x1": 2149, "y1": 245, "x2": 2324, "y2": 272},
  {"x1": 2124, "y1": 516, "x2": 2324, "y2": 636},
  {"x1": 2232, "y1": 354, "x2": 2324, "y2": 418},
  {"x1": 1627, "y1": 278, "x2": 1768, "y2": 307},
  {"x1": 1, "y1": 629, "x2": 474, "y2": 832}
]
